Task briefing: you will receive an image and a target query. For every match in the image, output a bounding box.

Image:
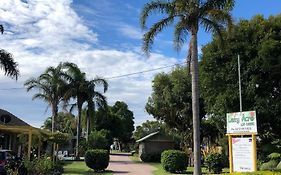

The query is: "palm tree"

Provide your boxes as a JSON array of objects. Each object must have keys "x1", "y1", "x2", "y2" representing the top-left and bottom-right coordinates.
[
  {"x1": 84, "y1": 78, "x2": 108, "y2": 141},
  {"x1": 0, "y1": 26, "x2": 19, "y2": 79},
  {"x1": 62, "y1": 62, "x2": 87, "y2": 159},
  {"x1": 24, "y1": 63, "x2": 67, "y2": 133},
  {"x1": 140, "y1": 0, "x2": 233, "y2": 174}
]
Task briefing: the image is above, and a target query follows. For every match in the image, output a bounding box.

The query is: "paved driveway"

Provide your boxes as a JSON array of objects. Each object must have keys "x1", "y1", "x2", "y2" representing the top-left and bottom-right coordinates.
[{"x1": 108, "y1": 154, "x2": 156, "y2": 175}]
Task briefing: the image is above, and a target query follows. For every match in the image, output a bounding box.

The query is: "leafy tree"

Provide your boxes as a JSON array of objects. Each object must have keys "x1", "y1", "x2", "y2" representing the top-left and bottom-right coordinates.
[
  {"x1": 146, "y1": 67, "x2": 205, "y2": 148},
  {"x1": 91, "y1": 101, "x2": 134, "y2": 150},
  {"x1": 140, "y1": 1, "x2": 233, "y2": 173},
  {"x1": 110, "y1": 101, "x2": 134, "y2": 146},
  {"x1": 42, "y1": 112, "x2": 76, "y2": 135},
  {"x1": 0, "y1": 26, "x2": 19, "y2": 79},
  {"x1": 200, "y1": 14, "x2": 281, "y2": 156},
  {"x1": 25, "y1": 63, "x2": 67, "y2": 132},
  {"x1": 87, "y1": 129, "x2": 113, "y2": 150},
  {"x1": 134, "y1": 120, "x2": 167, "y2": 141},
  {"x1": 93, "y1": 108, "x2": 122, "y2": 138}
]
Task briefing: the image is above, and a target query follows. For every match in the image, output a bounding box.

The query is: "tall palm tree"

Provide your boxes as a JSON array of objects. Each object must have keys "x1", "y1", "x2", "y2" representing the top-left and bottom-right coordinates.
[
  {"x1": 24, "y1": 63, "x2": 67, "y2": 133},
  {"x1": 84, "y1": 78, "x2": 108, "y2": 141},
  {"x1": 0, "y1": 26, "x2": 19, "y2": 79},
  {"x1": 62, "y1": 62, "x2": 87, "y2": 159},
  {"x1": 140, "y1": 0, "x2": 233, "y2": 174}
]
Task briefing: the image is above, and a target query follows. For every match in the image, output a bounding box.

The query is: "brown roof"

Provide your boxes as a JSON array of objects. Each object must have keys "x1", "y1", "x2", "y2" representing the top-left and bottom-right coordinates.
[{"x1": 0, "y1": 109, "x2": 30, "y2": 127}]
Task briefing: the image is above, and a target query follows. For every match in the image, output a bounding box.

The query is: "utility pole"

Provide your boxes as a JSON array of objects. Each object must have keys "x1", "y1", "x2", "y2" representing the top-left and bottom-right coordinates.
[{"x1": 238, "y1": 55, "x2": 242, "y2": 112}]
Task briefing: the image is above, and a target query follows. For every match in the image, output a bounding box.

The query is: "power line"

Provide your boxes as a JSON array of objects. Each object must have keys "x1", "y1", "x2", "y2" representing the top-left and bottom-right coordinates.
[
  {"x1": 105, "y1": 61, "x2": 186, "y2": 79},
  {"x1": 0, "y1": 61, "x2": 186, "y2": 91}
]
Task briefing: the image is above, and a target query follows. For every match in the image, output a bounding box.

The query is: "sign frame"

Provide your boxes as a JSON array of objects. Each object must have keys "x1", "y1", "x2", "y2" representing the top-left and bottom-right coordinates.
[
  {"x1": 226, "y1": 111, "x2": 258, "y2": 173},
  {"x1": 227, "y1": 111, "x2": 257, "y2": 134}
]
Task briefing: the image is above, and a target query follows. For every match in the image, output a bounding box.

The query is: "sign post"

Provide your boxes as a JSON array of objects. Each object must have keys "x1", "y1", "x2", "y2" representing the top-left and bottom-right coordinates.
[{"x1": 226, "y1": 111, "x2": 257, "y2": 173}]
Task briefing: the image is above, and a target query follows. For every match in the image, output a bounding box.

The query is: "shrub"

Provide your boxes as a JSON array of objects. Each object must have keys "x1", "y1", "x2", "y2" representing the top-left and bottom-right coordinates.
[
  {"x1": 161, "y1": 150, "x2": 188, "y2": 173},
  {"x1": 260, "y1": 160, "x2": 279, "y2": 171},
  {"x1": 22, "y1": 157, "x2": 63, "y2": 175},
  {"x1": 268, "y1": 153, "x2": 281, "y2": 161},
  {"x1": 88, "y1": 130, "x2": 112, "y2": 150},
  {"x1": 277, "y1": 161, "x2": 281, "y2": 170},
  {"x1": 85, "y1": 149, "x2": 109, "y2": 172},
  {"x1": 204, "y1": 152, "x2": 227, "y2": 174},
  {"x1": 140, "y1": 153, "x2": 161, "y2": 162}
]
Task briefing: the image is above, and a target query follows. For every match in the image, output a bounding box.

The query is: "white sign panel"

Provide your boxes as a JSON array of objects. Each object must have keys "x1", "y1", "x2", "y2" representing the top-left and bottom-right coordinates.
[
  {"x1": 232, "y1": 137, "x2": 254, "y2": 172},
  {"x1": 227, "y1": 111, "x2": 257, "y2": 134}
]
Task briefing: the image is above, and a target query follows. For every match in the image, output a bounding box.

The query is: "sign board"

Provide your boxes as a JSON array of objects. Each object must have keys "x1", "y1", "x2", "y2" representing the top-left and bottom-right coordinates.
[
  {"x1": 232, "y1": 137, "x2": 254, "y2": 172},
  {"x1": 227, "y1": 111, "x2": 257, "y2": 134}
]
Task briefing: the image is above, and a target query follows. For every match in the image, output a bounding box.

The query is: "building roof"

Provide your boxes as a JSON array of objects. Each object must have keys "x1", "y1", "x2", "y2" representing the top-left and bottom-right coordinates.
[
  {"x1": 0, "y1": 109, "x2": 30, "y2": 127},
  {"x1": 136, "y1": 131, "x2": 160, "y2": 143}
]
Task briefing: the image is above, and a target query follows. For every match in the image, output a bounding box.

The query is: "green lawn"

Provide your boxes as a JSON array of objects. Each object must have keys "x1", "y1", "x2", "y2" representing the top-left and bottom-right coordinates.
[
  {"x1": 129, "y1": 154, "x2": 141, "y2": 163},
  {"x1": 63, "y1": 161, "x2": 112, "y2": 175},
  {"x1": 151, "y1": 163, "x2": 281, "y2": 175}
]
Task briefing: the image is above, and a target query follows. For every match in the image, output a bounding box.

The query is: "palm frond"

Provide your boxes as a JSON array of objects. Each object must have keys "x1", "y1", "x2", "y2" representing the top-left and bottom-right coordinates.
[
  {"x1": 140, "y1": 0, "x2": 174, "y2": 29},
  {"x1": 173, "y1": 19, "x2": 189, "y2": 52},
  {"x1": 32, "y1": 93, "x2": 49, "y2": 102},
  {"x1": 200, "y1": 0, "x2": 234, "y2": 13},
  {"x1": 0, "y1": 25, "x2": 3, "y2": 34},
  {"x1": 91, "y1": 77, "x2": 108, "y2": 93},
  {"x1": 0, "y1": 49, "x2": 19, "y2": 80},
  {"x1": 200, "y1": 17, "x2": 224, "y2": 42},
  {"x1": 143, "y1": 15, "x2": 175, "y2": 54}
]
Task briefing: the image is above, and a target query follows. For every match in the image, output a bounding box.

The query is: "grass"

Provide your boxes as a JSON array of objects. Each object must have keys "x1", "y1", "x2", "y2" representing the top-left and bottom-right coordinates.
[
  {"x1": 129, "y1": 153, "x2": 141, "y2": 163},
  {"x1": 151, "y1": 163, "x2": 281, "y2": 175},
  {"x1": 63, "y1": 161, "x2": 113, "y2": 175}
]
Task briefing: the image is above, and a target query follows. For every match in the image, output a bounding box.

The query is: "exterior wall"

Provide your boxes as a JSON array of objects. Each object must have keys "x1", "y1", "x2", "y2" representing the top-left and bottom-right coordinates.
[
  {"x1": 144, "y1": 141, "x2": 174, "y2": 154},
  {"x1": 138, "y1": 133, "x2": 175, "y2": 157}
]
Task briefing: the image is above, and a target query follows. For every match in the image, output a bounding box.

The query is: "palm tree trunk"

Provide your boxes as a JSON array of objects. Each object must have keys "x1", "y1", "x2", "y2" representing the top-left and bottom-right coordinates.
[
  {"x1": 190, "y1": 32, "x2": 202, "y2": 175},
  {"x1": 86, "y1": 100, "x2": 94, "y2": 141},
  {"x1": 51, "y1": 103, "x2": 58, "y2": 161},
  {"x1": 76, "y1": 101, "x2": 82, "y2": 159},
  {"x1": 51, "y1": 103, "x2": 58, "y2": 133}
]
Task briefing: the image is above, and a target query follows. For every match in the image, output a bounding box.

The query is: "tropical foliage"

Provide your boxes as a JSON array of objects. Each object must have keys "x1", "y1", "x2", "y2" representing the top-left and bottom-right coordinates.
[
  {"x1": 25, "y1": 63, "x2": 67, "y2": 132},
  {"x1": 0, "y1": 25, "x2": 19, "y2": 79},
  {"x1": 140, "y1": 0, "x2": 234, "y2": 173}
]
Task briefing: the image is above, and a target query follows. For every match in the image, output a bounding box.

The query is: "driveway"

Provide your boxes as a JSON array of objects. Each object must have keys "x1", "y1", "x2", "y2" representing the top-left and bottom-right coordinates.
[{"x1": 108, "y1": 154, "x2": 156, "y2": 175}]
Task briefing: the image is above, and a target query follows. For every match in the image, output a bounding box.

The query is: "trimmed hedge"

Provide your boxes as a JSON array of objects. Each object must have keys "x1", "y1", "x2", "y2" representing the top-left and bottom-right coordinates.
[
  {"x1": 85, "y1": 149, "x2": 109, "y2": 172},
  {"x1": 204, "y1": 152, "x2": 227, "y2": 174},
  {"x1": 161, "y1": 150, "x2": 188, "y2": 173}
]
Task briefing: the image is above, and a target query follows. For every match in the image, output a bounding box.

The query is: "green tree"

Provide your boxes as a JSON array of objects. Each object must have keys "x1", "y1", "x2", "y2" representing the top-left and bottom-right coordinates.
[
  {"x1": 134, "y1": 120, "x2": 166, "y2": 141},
  {"x1": 25, "y1": 63, "x2": 67, "y2": 132},
  {"x1": 0, "y1": 26, "x2": 19, "y2": 79},
  {"x1": 42, "y1": 112, "x2": 76, "y2": 135},
  {"x1": 110, "y1": 101, "x2": 134, "y2": 146},
  {"x1": 146, "y1": 67, "x2": 205, "y2": 147},
  {"x1": 92, "y1": 101, "x2": 134, "y2": 150},
  {"x1": 140, "y1": 1, "x2": 233, "y2": 173},
  {"x1": 200, "y1": 14, "x2": 281, "y2": 156}
]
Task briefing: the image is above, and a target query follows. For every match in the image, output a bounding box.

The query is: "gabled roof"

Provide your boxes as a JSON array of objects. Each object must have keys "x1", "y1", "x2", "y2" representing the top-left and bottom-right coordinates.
[
  {"x1": 136, "y1": 131, "x2": 160, "y2": 143},
  {"x1": 0, "y1": 109, "x2": 30, "y2": 126}
]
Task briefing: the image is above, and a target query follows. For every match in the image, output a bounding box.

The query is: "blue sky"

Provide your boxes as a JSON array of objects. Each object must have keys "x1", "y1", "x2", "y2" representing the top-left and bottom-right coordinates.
[{"x1": 0, "y1": 0, "x2": 281, "y2": 128}]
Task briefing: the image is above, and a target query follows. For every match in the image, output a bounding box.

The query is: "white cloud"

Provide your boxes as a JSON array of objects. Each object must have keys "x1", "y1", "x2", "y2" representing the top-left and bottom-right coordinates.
[
  {"x1": 118, "y1": 24, "x2": 143, "y2": 40},
  {"x1": 0, "y1": 0, "x2": 178, "y2": 128}
]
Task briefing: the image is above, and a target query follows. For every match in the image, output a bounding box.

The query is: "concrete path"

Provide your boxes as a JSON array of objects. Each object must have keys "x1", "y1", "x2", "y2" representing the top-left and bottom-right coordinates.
[{"x1": 108, "y1": 154, "x2": 156, "y2": 175}]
